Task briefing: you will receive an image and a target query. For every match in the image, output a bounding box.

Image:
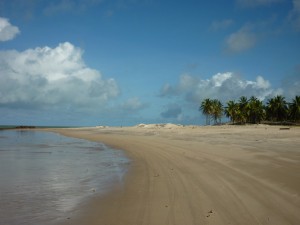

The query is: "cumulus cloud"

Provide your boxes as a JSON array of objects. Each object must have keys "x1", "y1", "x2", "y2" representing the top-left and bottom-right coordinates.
[
  {"x1": 159, "y1": 73, "x2": 201, "y2": 97},
  {"x1": 0, "y1": 17, "x2": 20, "y2": 41},
  {"x1": 159, "y1": 72, "x2": 277, "y2": 104},
  {"x1": 0, "y1": 42, "x2": 119, "y2": 111},
  {"x1": 121, "y1": 97, "x2": 147, "y2": 112},
  {"x1": 225, "y1": 26, "x2": 257, "y2": 53},
  {"x1": 236, "y1": 0, "x2": 284, "y2": 8}
]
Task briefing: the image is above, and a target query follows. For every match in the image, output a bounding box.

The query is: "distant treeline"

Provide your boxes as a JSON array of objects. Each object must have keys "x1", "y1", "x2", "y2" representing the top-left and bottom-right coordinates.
[
  {"x1": 16, "y1": 126, "x2": 36, "y2": 129},
  {"x1": 199, "y1": 95, "x2": 300, "y2": 125},
  {"x1": 0, "y1": 125, "x2": 36, "y2": 130}
]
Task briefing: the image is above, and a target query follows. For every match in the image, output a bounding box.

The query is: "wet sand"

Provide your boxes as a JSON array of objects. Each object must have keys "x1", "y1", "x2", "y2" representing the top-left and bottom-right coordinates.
[{"x1": 52, "y1": 124, "x2": 300, "y2": 225}]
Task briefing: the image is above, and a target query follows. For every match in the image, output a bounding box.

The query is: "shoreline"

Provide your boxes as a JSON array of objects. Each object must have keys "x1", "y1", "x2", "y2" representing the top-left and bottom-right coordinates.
[{"x1": 49, "y1": 124, "x2": 300, "y2": 225}]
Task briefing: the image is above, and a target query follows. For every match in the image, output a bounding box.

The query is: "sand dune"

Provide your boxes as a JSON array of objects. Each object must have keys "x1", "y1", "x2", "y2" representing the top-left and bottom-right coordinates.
[{"x1": 53, "y1": 125, "x2": 300, "y2": 225}]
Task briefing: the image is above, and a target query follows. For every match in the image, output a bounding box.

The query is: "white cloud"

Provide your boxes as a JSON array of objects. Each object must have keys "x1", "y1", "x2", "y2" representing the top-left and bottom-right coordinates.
[
  {"x1": 0, "y1": 42, "x2": 119, "y2": 111},
  {"x1": 0, "y1": 17, "x2": 20, "y2": 41},
  {"x1": 237, "y1": 0, "x2": 284, "y2": 7},
  {"x1": 211, "y1": 72, "x2": 232, "y2": 87},
  {"x1": 225, "y1": 26, "x2": 257, "y2": 53},
  {"x1": 159, "y1": 72, "x2": 277, "y2": 103},
  {"x1": 121, "y1": 97, "x2": 147, "y2": 112}
]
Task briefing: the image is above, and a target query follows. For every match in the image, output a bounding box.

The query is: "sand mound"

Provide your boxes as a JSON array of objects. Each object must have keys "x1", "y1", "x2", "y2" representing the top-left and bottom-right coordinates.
[{"x1": 135, "y1": 123, "x2": 183, "y2": 129}]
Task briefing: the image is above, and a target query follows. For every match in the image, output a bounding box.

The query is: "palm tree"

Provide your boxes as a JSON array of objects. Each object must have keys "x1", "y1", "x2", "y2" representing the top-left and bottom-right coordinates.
[
  {"x1": 199, "y1": 95, "x2": 299, "y2": 125},
  {"x1": 238, "y1": 96, "x2": 249, "y2": 124},
  {"x1": 199, "y1": 98, "x2": 213, "y2": 125},
  {"x1": 235, "y1": 109, "x2": 247, "y2": 124},
  {"x1": 248, "y1": 96, "x2": 265, "y2": 124},
  {"x1": 211, "y1": 99, "x2": 223, "y2": 125},
  {"x1": 288, "y1": 95, "x2": 300, "y2": 122},
  {"x1": 225, "y1": 100, "x2": 239, "y2": 124},
  {"x1": 266, "y1": 98, "x2": 275, "y2": 121},
  {"x1": 266, "y1": 95, "x2": 288, "y2": 122}
]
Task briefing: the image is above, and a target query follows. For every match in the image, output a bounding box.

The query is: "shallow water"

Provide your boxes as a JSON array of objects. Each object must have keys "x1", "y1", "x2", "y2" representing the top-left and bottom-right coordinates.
[{"x1": 0, "y1": 130, "x2": 129, "y2": 225}]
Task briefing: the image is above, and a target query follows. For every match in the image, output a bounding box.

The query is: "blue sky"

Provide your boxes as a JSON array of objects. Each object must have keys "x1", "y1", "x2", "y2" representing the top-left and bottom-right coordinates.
[{"x1": 0, "y1": 0, "x2": 299, "y2": 126}]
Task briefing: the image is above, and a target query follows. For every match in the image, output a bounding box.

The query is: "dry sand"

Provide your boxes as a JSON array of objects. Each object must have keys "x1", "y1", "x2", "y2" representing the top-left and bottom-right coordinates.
[{"x1": 51, "y1": 124, "x2": 300, "y2": 225}]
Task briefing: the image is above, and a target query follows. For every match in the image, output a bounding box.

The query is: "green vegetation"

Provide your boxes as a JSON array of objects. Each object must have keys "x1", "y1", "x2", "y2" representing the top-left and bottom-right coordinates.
[
  {"x1": 199, "y1": 98, "x2": 223, "y2": 125},
  {"x1": 199, "y1": 95, "x2": 300, "y2": 125}
]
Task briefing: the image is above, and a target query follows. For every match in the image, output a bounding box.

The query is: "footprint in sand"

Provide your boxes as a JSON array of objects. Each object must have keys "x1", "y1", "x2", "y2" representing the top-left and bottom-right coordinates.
[{"x1": 206, "y1": 210, "x2": 213, "y2": 218}]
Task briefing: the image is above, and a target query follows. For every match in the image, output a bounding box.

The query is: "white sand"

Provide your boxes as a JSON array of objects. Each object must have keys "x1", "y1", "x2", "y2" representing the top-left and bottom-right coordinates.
[{"x1": 52, "y1": 124, "x2": 300, "y2": 225}]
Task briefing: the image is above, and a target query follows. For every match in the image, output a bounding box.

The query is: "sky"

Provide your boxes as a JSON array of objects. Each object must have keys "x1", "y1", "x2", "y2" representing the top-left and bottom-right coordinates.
[{"x1": 0, "y1": 0, "x2": 299, "y2": 126}]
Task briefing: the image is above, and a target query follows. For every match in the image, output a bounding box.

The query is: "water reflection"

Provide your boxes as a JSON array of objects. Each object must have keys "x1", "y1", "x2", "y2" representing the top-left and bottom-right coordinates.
[{"x1": 0, "y1": 130, "x2": 129, "y2": 225}]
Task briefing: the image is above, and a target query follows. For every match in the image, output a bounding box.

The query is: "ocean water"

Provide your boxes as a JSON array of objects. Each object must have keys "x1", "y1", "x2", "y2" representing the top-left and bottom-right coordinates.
[{"x1": 0, "y1": 130, "x2": 129, "y2": 225}]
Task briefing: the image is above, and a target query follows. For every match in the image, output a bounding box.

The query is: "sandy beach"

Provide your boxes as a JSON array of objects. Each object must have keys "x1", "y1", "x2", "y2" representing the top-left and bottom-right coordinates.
[{"x1": 51, "y1": 124, "x2": 300, "y2": 225}]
